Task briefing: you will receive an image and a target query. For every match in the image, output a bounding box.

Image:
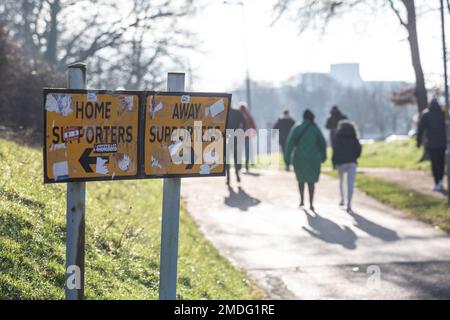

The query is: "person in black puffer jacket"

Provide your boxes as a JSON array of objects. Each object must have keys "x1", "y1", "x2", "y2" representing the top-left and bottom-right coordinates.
[
  {"x1": 417, "y1": 98, "x2": 447, "y2": 192},
  {"x1": 332, "y1": 120, "x2": 362, "y2": 212}
]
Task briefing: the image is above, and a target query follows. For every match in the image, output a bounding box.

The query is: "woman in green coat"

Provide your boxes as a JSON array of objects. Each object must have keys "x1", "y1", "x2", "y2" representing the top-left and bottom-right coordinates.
[{"x1": 284, "y1": 110, "x2": 327, "y2": 210}]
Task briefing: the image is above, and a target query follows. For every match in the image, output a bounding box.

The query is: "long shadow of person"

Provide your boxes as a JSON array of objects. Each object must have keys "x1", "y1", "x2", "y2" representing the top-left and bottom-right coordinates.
[
  {"x1": 224, "y1": 186, "x2": 261, "y2": 211},
  {"x1": 349, "y1": 210, "x2": 400, "y2": 242},
  {"x1": 302, "y1": 209, "x2": 357, "y2": 250},
  {"x1": 242, "y1": 171, "x2": 261, "y2": 177}
]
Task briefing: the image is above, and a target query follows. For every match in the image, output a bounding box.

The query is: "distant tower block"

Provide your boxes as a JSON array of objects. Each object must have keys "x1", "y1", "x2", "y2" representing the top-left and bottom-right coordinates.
[{"x1": 330, "y1": 63, "x2": 363, "y2": 88}]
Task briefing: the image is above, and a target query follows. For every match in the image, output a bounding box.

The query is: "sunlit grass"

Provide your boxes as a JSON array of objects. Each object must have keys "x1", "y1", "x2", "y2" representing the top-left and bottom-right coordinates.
[
  {"x1": 254, "y1": 152, "x2": 284, "y2": 170},
  {"x1": 257, "y1": 138, "x2": 430, "y2": 170},
  {"x1": 0, "y1": 138, "x2": 263, "y2": 299},
  {"x1": 354, "y1": 174, "x2": 450, "y2": 233},
  {"x1": 324, "y1": 138, "x2": 430, "y2": 170},
  {"x1": 323, "y1": 169, "x2": 450, "y2": 233}
]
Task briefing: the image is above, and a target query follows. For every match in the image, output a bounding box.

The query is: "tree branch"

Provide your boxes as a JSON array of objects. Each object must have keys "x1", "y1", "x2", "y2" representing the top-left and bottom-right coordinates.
[{"x1": 388, "y1": 0, "x2": 407, "y2": 28}]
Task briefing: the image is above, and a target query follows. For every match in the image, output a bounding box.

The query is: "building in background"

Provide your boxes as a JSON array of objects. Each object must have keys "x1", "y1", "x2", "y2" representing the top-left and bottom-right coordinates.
[
  {"x1": 330, "y1": 63, "x2": 364, "y2": 88},
  {"x1": 232, "y1": 63, "x2": 415, "y2": 141}
]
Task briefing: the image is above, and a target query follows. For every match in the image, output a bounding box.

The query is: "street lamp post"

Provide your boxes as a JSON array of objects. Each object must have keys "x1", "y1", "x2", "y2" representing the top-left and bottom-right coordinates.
[
  {"x1": 440, "y1": 0, "x2": 450, "y2": 203},
  {"x1": 224, "y1": 0, "x2": 252, "y2": 111}
]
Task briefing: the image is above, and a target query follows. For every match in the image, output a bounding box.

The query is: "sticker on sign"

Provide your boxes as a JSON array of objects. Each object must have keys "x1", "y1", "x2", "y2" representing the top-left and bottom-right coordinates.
[
  {"x1": 43, "y1": 89, "x2": 231, "y2": 183},
  {"x1": 143, "y1": 92, "x2": 231, "y2": 178},
  {"x1": 44, "y1": 89, "x2": 140, "y2": 183}
]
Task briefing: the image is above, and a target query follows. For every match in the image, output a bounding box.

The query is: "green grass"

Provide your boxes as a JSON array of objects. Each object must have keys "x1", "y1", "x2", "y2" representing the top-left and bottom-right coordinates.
[
  {"x1": 323, "y1": 138, "x2": 429, "y2": 170},
  {"x1": 349, "y1": 173, "x2": 450, "y2": 233},
  {"x1": 257, "y1": 138, "x2": 429, "y2": 171},
  {"x1": 0, "y1": 138, "x2": 263, "y2": 299},
  {"x1": 254, "y1": 152, "x2": 284, "y2": 170}
]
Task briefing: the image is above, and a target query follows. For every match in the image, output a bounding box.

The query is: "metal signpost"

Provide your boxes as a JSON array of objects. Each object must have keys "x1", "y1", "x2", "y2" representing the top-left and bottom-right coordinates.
[
  {"x1": 65, "y1": 63, "x2": 87, "y2": 300},
  {"x1": 153, "y1": 76, "x2": 232, "y2": 299},
  {"x1": 158, "y1": 73, "x2": 185, "y2": 300},
  {"x1": 44, "y1": 67, "x2": 231, "y2": 299}
]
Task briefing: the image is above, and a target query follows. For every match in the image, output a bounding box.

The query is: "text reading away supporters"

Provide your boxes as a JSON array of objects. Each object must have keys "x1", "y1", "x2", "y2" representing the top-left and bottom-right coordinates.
[{"x1": 43, "y1": 89, "x2": 231, "y2": 183}]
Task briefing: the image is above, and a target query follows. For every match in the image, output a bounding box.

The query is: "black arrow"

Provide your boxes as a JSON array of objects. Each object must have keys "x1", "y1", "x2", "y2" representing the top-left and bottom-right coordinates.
[
  {"x1": 79, "y1": 148, "x2": 108, "y2": 173},
  {"x1": 185, "y1": 147, "x2": 195, "y2": 170}
]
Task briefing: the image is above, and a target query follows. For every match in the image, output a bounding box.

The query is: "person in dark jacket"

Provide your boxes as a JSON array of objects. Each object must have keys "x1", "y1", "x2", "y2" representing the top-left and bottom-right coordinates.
[
  {"x1": 417, "y1": 98, "x2": 447, "y2": 192},
  {"x1": 239, "y1": 103, "x2": 256, "y2": 173},
  {"x1": 226, "y1": 107, "x2": 248, "y2": 185},
  {"x1": 273, "y1": 110, "x2": 295, "y2": 169},
  {"x1": 332, "y1": 120, "x2": 362, "y2": 212},
  {"x1": 326, "y1": 105, "x2": 347, "y2": 146}
]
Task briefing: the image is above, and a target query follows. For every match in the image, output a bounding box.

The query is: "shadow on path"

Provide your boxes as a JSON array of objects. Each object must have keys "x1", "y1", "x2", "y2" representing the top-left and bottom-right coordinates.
[
  {"x1": 349, "y1": 210, "x2": 400, "y2": 242},
  {"x1": 341, "y1": 260, "x2": 450, "y2": 299},
  {"x1": 224, "y1": 186, "x2": 261, "y2": 211},
  {"x1": 302, "y1": 209, "x2": 357, "y2": 250},
  {"x1": 242, "y1": 171, "x2": 261, "y2": 177}
]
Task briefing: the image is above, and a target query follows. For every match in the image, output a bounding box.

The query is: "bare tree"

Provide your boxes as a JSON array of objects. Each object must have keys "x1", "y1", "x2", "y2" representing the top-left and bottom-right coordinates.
[
  {"x1": 272, "y1": 0, "x2": 428, "y2": 113},
  {"x1": 0, "y1": 0, "x2": 196, "y2": 89}
]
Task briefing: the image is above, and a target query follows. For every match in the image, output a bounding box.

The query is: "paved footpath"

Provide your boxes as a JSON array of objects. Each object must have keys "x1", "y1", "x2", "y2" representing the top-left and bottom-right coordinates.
[{"x1": 181, "y1": 169, "x2": 450, "y2": 299}]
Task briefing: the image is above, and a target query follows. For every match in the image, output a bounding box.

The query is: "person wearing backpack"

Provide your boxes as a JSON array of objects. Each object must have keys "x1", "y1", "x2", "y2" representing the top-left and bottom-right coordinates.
[
  {"x1": 332, "y1": 120, "x2": 362, "y2": 213},
  {"x1": 284, "y1": 109, "x2": 327, "y2": 211}
]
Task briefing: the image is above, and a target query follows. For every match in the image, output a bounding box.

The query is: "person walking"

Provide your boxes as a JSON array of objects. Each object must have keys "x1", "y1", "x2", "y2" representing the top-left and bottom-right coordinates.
[
  {"x1": 239, "y1": 103, "x2": 256, "y2": 173},
  {"x1": 332, "y1": 120, "x2": 362, "y2": 213},
  {"x1": 326, "y1": 105, "x2": 347, "y2": 146},
  {"x1": 226, "y1": 107, "x2": 248, "y2": 186},
  {"x1": 417, "y1": 98, "x2": 447, "y2": 192},
  {"x1": 284, "y1": 110, "x2": 327, "y2": 211},
  {"x1": 273, "y1": 110, "x2": 295, "y2": 169}
]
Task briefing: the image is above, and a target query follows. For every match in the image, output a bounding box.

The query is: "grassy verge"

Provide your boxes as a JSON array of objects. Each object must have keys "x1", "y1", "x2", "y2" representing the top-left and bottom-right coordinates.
[
  {"x1": 256, "y1": 138, "x2": 428, "y2": 171},
  {"x1": 323, "y1": 138, "x2": 429, "y2": 170},
  {"x1": 324, "y1": 170, "x2": 450, "y2": 233},
  {"x1": 254, "y1": 152, "x2": 284, "y2": 170},
  {"x1": 0, "y1": 138, "x2": 263, "y2": 299}
]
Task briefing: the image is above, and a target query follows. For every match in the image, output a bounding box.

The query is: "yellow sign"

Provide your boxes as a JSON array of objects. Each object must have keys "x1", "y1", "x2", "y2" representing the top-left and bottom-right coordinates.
[
  {"x1": 44, "y1": 90, "x2": 140, "y2": 183},
  {"x1": 144, "y1": 93, "x2": 231, "y2": 177}
]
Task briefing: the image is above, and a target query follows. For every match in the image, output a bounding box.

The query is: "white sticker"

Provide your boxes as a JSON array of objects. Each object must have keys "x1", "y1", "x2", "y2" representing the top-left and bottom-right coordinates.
[
  {"x1": 49, "y1": 143, "x2": 66, "y2": 152},
  {"x1": 118, "y1": 155, "x2": 130, "y2": 171},
  {"x1": 181, "y1": 95, "x2": 190, "y2": 103},
  {"x1": 87, "y1": 92, "x2": 97, "y2": 102},
  {"x1": 120, "y1": 95, "x2": 134, "y2": 111},
  {"x1": 199, "y1": 164, "x2": 219, "y2": 175},
  {"x1": 205, "y1": 99, "x2": 225, "y2": 117},
  {"x1": 151, "y1": 156, "x2": 162, "y2": 169},
  {"x1": 96, "y1": 157, "x2": 109, "y2": 175},
  {"x1": 53, "y1": 161, "x2": 69, "y2": 180},
  {"x1": 45, "y1": 94, "x2": 73, "y2": 116},
  {"x1": 169, "y1": 140, "x2": 183, "y2": 158},
  {"x1": 150, "y1": 101, "x2": 163, "y2": 119},
  {"x1": 204, "y1": 150, "x2": 219, "y2": 164}
]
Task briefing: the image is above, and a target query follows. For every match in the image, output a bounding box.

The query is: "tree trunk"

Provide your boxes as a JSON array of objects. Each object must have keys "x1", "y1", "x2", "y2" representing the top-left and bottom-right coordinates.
[
  {"x1": 402, "y1": 0, "x2": 428, "y2": 113},
  {"x1": 44, "y1": 0, "x2": 60, "y2": 65},
  {"x1": 21, "y1": 0, "x2": 37, "y2": 60}
]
